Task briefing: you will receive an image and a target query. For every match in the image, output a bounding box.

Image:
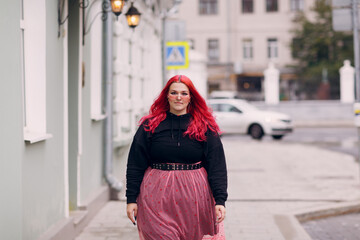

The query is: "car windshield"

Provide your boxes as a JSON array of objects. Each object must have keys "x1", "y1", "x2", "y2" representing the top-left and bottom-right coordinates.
[{"x1": 234, "y1": 100, "x2": 259, "y2": 112}]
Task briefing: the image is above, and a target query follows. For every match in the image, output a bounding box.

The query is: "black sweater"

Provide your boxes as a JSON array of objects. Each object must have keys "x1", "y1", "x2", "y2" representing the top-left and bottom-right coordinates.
[{"x1": 126, "y1": 112, "x2": 228, "y2": 206}]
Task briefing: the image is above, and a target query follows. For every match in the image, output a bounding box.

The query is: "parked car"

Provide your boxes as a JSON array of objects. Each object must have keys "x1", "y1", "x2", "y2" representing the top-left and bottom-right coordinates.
[{"x1": 208, "y1": 99, "x2": 293, "y2": 140}]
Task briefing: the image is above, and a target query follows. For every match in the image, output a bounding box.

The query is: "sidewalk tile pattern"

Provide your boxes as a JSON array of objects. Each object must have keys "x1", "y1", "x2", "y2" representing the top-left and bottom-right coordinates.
[{"x1": 76, "y1": 138, "x2": 360, "y2": 240}]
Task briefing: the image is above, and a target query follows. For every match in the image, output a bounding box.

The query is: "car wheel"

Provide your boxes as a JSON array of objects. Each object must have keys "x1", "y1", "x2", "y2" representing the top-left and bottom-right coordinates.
[
  {"x1": 249, "y1": 124, "x2": 264, "y2": 140},
  {"x1": 272, "y1": 135, "x2": 283, "y2": 140}
]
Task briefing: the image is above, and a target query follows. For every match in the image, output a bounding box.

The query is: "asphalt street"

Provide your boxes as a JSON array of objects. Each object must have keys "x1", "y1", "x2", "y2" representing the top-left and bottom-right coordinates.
[
  {"x1": 302, "y1": 212, "x2": 360, "y2": 240},
  {"x1": 222, "y1": 127, "x2": 359, "y2": 160},
  {"x1": 222, "y1": 128, "x2": 360, "y2": 240}
]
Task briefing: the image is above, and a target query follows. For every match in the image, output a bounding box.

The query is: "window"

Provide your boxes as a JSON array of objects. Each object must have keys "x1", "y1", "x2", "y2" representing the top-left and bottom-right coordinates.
[
  {"x1": 219, "y1": 104, "x2": 242, "y2": 113},
  {"x1": 199, "y1": 0, "x2": 218, "y2": 15},
  {"x1": 210, "y1": 104, "x2": 242, "y2": 113},
  {"x1": 210, "y1": 104, "x2": 220, "y2": 111},
  {"x1": 22, "y1": 0, "x2": 52, "y2": 143},
  {"x1": 237, "y1": 76, "x2": 262, "y2": 92},
  {"x1": 242, "y1": 39, "x2": 253, "y2": 60},
  {"x1": 242, "y1": 0, "x2": 254, "y2": 13},
  {"x1": 208, "y1": 39, "x2": 219, "y2": 62},
  {"x1": 266, "y1": 0, "x2": 278, "y2": 12},
  {"x1": 188, "y1": 39, "x2": 195, "y2": 49},
  {"x1": 267, "y1": 38, "x2": 278, "y2": 59},
  {"x1": 290, "y1": 0, "x2": 304, "y2": 11}
]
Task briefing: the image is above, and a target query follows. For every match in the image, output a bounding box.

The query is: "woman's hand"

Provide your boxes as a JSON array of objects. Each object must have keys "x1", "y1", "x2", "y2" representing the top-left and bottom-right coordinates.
[
  {"x1": 215, "y1": 205, "x2": 226, "y2": 223},
  {"x1": 127, "y1": 203, "x2": 138, "y2": 225}
]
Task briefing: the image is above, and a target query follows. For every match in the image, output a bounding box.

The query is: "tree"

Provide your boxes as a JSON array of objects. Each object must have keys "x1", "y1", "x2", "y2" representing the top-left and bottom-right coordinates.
[{"x1": 290, "y1": 0, "x2": 353, "y2": 99}]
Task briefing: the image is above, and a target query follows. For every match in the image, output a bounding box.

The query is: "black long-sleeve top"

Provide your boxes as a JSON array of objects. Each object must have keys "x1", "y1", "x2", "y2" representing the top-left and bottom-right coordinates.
[{"x1": 126, "y1": 112, "x2": 228, "y2": 206}]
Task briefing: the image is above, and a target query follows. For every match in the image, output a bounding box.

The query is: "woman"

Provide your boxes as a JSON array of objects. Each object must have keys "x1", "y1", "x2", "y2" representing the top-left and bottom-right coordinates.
[{"x1": 126, "y1": 75, "x2": 228, "y2": 240}]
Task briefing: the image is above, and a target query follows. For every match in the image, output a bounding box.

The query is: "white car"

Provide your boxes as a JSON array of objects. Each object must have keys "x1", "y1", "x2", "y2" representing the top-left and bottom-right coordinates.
[{"x1": 208, "y1": 99, "x2": 293, "y2": 140}]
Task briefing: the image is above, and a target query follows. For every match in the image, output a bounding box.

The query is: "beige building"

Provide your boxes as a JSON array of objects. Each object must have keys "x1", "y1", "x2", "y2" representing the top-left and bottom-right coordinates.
[{"x1": 174, "y1": 0, "x2": 316, "y2": 100}]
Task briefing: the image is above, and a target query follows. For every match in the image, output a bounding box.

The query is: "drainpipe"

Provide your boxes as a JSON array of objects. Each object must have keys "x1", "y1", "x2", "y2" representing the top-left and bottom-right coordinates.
[{"x1": 103, "y1": 1, "x2": 123, "y2": 198}]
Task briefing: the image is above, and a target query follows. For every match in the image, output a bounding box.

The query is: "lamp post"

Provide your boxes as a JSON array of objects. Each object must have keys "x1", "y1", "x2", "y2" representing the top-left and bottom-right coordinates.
[{"x1": 58, "y1": 0, "x2": 142, "y2": 40}]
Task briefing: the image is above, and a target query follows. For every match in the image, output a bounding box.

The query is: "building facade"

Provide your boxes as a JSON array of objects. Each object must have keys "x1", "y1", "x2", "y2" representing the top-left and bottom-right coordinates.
[
  {"x1": 174, "y1": 0, "x2": 316, "y2": 100},
  {"x1": 0, "y1": 0, "x2": 170, "y2": 239}
]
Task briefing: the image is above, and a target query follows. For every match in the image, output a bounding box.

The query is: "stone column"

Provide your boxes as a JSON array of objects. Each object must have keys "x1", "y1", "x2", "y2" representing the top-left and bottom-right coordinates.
[
  {"x1": 340, "y1": 60, "x2": 355, "y2": 103},
  {"x1": 264, "y1": 62, "x2": 280, "y2": 105}
]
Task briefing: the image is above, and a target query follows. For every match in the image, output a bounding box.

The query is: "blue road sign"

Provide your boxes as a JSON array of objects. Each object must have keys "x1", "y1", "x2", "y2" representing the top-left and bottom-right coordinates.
[{"x1": 166, "y1": 42, "x2": 189, "y2": 69}]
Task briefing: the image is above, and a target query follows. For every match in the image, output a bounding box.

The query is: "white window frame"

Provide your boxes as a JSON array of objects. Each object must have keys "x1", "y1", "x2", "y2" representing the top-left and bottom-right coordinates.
[
  {"x1": 242, "y1": 39, "x2": 253, "y2": 60},
  {"x1": 199, "y1": 0, "x2": 218, "y2": 15},
  {"x1": 89, "y1": 1, "x2": 105, "y2": 121},
  {"x1": 290, "y1": 0, "x2": 304, "y2": 11},
  {"x1": 208, "y1": 39, "x2": 219, "y2": 62},
  {"x1": 22, "y1": 0, "x2": 52, "y2": 143},
  {"x1": 267, "y1": 38, "x2": 278, "y2": 59}
]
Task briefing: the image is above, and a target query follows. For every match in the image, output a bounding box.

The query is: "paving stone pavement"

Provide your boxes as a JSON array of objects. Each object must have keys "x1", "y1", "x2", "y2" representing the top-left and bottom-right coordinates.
[{"x1": 76, "y1": 138, "x2": 360, "y2": 240}]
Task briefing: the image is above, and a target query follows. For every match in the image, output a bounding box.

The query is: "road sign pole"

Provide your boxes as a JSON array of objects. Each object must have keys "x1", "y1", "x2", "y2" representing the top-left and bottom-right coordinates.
[
  {"x1": 352, "y1": 0, "x2": 360, "y2": 178},
  {"x1": 352, "y1": 0, "x2": 360, "y2": 101}
]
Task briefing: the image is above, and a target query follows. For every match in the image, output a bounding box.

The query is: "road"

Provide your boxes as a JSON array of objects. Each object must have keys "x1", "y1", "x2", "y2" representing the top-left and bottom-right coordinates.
[
  {"x1": 224, "y1": 127, "x2": 360, "y2": 240},
  {"x1": 222, "y1": 127, "x2": 359, "y2": 160}
]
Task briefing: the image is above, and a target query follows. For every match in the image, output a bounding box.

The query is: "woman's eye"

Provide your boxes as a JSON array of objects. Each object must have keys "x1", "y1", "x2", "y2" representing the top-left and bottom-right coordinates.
[
  {"x1": 181, "y1": 93, "x2": 189, "y2": 96},
  {"x1": 170, "y1": 92, "x2": 177, "y2": 95}
]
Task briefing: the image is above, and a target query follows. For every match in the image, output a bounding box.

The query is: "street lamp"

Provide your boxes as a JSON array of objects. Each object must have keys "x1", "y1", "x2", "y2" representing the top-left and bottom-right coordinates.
[
  {"x1": 110, "y1": 0, "x2": 126, "y2": 17},
  {"x1": 125, "y1": 2, "x2": 141, "y2": 28},
  {"x1": 58, "y1": 0, "x2": 142, "y2": 39}
]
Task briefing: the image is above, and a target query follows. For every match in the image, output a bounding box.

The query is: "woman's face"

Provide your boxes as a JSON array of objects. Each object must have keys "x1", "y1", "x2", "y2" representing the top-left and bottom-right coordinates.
[{"x1": 168, "y1": 82, "x2": 191, "y2": 115}]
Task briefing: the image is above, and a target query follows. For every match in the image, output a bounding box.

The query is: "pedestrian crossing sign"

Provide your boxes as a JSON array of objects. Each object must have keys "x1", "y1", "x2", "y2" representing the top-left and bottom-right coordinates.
[{"x1": 166, "y1": 41, "x2": 189, "y2": 70}]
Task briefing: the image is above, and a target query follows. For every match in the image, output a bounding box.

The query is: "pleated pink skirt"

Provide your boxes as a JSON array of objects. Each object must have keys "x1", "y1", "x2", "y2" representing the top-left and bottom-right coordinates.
[{"x1": 136, "y1": 165, "x2": 225, "y2": 240}]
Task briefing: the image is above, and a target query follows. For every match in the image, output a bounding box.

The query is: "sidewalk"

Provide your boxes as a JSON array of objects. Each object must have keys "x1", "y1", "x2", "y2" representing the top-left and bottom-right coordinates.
[{"x1": 76, "y1": 138, "x2": 360, "y2": 240}]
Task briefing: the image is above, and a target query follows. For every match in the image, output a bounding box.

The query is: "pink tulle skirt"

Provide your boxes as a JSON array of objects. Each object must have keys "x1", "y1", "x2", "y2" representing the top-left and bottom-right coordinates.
[{"x1": 136, "y1": 165, "x2": 225, "y2": 240}]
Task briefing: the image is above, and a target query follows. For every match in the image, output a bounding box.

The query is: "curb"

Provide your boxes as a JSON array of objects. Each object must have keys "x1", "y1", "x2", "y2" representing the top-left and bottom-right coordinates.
[
  {"x1": 293, "y1": 120, "x2": 355, "y2": 128},
  {"x1": 293, "y1": 201, "x2": 360, "y2": 223},
  {"x1": 273, "y1": 201, "x2": 360, "y2": 240},
  {"x1": 273, "y1": 214, "x2": 312, "y2": 240}
]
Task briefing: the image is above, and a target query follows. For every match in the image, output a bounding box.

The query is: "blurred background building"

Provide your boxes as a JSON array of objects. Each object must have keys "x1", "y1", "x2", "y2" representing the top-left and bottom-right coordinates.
[{"x1": 173, "y1": 0, "x2": 326, "y2": 100}]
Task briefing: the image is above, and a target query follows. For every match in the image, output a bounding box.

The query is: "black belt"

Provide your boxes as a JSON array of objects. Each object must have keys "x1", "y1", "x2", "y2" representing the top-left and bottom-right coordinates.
[{"x1": 151, "y1": 162, "x2": 202, "y2": 171}]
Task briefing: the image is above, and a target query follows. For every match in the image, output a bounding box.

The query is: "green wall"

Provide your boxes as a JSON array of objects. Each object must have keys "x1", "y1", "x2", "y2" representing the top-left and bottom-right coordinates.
[
  {"x1": 80, "y1": 13, "x2": 105, "y2": 205},
  {"x1": 0, "y1": 1, "x2": 23, "y2": 239},
  {"x1": 0, "y1": 1, "x2": 108, "y2": 239},
  {"x1": 21, "y1": 1, "x2": 66, "y2": 239}
]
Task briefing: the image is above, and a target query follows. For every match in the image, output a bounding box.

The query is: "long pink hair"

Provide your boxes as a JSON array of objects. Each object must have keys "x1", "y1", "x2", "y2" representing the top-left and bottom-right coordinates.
[{"x1": 139, "y1": 75, "x2": 220, "y2": 141}]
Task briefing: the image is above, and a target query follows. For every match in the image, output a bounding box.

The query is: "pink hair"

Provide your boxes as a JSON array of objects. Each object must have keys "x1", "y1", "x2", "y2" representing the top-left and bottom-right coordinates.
[{"x1": 139, "y1": 75, "x2": 220, "y2": 141}]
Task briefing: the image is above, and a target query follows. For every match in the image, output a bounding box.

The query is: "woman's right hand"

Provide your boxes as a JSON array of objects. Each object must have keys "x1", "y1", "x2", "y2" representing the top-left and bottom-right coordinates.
[{"x1": 126, "y1": 203, "x2": 138, "y2": 225}]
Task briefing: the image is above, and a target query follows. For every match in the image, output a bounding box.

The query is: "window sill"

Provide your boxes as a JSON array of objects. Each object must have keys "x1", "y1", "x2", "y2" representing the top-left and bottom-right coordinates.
[
  {"x1": 91, "y1": 114, "x2": 106, "y2": 121},
  {"x1": 113, "y1": 136, "x2": 133, "y2": 148},
  {"x1": 24, "y1": 131, "x2": 53, "y2": 144}
]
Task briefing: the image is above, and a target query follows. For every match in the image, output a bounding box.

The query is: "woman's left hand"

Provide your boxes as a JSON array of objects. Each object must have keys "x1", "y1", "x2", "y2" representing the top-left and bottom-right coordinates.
[{"x1": 215, "y1": 205, "x2": 226, "y2": 223}]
